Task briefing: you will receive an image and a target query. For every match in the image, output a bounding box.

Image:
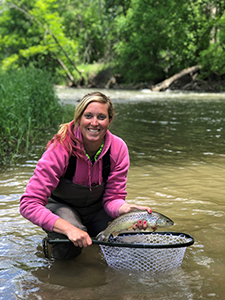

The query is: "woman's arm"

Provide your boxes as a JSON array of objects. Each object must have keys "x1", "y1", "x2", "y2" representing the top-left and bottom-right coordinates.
[
  {"x1": 102, "y1": 137, "x2": 130, "y2": 218},
  {"x1": 20, "y1": 143, "x2": 69, "y2": 231},
  {"x1": 20, "y1": 143, "x2": 93, "y2": 246}
]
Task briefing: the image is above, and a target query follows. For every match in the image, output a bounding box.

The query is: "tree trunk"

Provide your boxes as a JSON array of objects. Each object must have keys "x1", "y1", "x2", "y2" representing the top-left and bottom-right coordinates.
[{"x1": 151, "y1": 65, "x2": 202, "y2": 92}]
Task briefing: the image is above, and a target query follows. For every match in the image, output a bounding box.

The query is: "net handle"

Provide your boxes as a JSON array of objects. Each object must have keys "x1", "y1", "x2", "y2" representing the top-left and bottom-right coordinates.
[{"x1": 46, "y1": 232, "x2": 194, "y2": 249}]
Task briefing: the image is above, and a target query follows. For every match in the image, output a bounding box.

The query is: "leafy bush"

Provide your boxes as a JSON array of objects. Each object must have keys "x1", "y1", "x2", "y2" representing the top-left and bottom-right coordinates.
[
  {"x1": 200, "y1": 44, "x2": 225, "y2": 77},
  {"x1": 0, "y1": 67, "x2": 62, "y2": 164}
]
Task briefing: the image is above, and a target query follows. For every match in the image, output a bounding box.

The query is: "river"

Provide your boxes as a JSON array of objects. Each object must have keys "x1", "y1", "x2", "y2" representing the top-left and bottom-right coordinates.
[{"x1": 0, "y1": 88, "x2": 225, "y2": 299}]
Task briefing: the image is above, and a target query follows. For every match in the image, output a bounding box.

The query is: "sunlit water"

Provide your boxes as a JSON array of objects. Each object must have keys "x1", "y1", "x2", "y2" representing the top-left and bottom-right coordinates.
[{"x1": 1, "y1": 88, "x2": 225, "y2": 299}]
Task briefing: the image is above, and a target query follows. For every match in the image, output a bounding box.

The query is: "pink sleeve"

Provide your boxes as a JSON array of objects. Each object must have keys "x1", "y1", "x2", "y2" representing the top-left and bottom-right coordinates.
[
  {"x1": 20, "y1": 143, "x2": 69, "y2": 231},
  {"x1": 102, "y1": 138, "x2": 129, "y2": 218}
]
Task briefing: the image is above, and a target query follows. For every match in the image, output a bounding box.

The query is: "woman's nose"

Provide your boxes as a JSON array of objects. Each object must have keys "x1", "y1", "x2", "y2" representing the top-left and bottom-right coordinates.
[{"x1": 91, "y1": 117, "x2": 98, "y2": 125}]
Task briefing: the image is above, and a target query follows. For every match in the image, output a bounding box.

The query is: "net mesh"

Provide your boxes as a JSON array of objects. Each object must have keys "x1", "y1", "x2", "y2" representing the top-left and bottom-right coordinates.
[{"x1": 99, "y1": 232, "x2": 193, "y2": 272}]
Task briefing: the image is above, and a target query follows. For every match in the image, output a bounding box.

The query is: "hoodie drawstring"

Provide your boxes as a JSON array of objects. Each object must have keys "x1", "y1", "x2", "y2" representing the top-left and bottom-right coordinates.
[
  {"x1": 88, "y1": 160, "x2": 92, "y2": 191},
  {"x1": 98, "y1": 159, "x2": 102, "y2": 186}
]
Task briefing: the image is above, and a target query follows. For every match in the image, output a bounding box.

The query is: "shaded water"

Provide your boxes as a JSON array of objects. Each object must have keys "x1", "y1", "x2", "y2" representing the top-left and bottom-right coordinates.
[{"x1": 1, "y1": 88, "x2": 225, "y2": 299}]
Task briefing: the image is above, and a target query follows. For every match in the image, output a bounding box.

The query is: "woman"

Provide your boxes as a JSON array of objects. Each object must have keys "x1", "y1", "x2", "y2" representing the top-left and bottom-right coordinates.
[{"x1": 20, "y1": 91, "x2": 151, "y2": 259}]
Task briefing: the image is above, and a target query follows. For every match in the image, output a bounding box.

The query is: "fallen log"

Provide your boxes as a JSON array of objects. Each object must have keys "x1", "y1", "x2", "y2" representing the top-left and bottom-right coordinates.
[{"x1": 151, "y1": 65, "x2": 202, "y2": 92}]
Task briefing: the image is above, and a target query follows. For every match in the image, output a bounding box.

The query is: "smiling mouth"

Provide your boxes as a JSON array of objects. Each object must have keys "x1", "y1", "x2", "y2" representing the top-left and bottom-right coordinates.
[{"x1": 88, "y1": 128, "x2": 100, "y2": 133}]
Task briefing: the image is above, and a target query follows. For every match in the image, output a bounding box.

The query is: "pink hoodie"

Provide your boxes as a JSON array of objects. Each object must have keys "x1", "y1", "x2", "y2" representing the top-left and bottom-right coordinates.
[{"x1": 20, "y1": 128, "x2": 130, "y2": 231}]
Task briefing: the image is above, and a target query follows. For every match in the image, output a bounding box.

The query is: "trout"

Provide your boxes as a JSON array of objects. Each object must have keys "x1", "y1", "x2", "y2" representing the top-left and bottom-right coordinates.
[{"x1": 96, "y1": 210, "x2": 174, "y2": 241}]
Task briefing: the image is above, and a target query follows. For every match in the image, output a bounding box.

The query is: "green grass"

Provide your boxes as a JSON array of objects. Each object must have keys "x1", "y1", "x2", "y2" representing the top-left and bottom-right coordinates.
[{"x1": 0, "y1": 67, "x2": 62, "y2": 164}]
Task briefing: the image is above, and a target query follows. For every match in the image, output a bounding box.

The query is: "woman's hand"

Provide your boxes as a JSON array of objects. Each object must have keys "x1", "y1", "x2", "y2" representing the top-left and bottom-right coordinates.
[
  {"x1": 67, "y1": 226, "x2": 92, "y2": 248},
  {"x1": 118, "y1": 203, "x2": 152, "y2": 230},
  {"x1": 53, "y1": 218, "x2": 92, "y2": 248}
]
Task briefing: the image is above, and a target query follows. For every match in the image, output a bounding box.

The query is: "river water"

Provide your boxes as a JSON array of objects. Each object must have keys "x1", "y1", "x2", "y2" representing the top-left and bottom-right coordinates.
[{"x1": 1, "y1": 88, "x2": 225, "y2": 299}]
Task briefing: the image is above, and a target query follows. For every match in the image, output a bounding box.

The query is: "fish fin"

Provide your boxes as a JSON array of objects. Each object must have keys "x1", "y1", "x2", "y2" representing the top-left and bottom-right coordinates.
[
  {"x1": 112, "y1": 231, "x2": 120, "y2": 238},
  {"x1": 151, "y1": 226, "x2": 157, "y2": 233}
]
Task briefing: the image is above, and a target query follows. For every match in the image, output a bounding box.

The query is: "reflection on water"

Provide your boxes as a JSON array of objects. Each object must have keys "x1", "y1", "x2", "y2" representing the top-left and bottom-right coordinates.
[
  {"x1": 111, "y1": 99, "x2": 225, "y2": 165},
  {"x1": 1, "y1": 89, "x2": 225, "y2": 299}
]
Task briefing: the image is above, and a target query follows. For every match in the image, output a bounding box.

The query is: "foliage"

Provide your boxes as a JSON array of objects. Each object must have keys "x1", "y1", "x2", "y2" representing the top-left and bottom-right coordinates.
[
  {"x1": 0, "y1": 67, "x2": 62, "y2": 164},
  {"x1": 0, "y1": 0, "x2": 109, "y2": 84},
  {"x1": 0, "y1": 0, "x2": 82, "y2": 84},
  {"x1": 1, "y1": 0, "x2": 225, "y2": 84},
  {"x1": 114, "y1": 0, "x2": 217, "y2": 83},
  {"x1": 199, "y1": 2, "x2": 225, "y2": 76}
]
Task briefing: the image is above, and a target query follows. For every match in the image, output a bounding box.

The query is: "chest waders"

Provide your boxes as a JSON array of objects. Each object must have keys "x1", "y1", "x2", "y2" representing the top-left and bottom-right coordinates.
[{"x1": 43, "y1": 148, "x2": 114, "y2": 260}]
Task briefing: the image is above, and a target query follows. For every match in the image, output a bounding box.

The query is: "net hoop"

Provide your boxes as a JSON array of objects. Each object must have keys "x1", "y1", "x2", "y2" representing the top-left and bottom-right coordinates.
[{"x1": 92, "y1": 231, "x2": 194, "y2": 248}]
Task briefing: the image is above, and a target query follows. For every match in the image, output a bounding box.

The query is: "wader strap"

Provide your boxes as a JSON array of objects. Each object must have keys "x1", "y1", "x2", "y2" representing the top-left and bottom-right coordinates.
[
  {"x1": 63, "y1": 147, "x2": 111, "y2": 182},
  {"x1": 64, "y1": 155, "x2": 77, "y2": 181},
  {"x1": 102, "y1": 148, "x2": 110, "y2": 182}
]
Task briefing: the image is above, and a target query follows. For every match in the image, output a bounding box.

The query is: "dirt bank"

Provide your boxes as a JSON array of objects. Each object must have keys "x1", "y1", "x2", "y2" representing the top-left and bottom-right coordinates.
[{"x1": 85, "y1": 67, "x2": 225, "y2": 93}]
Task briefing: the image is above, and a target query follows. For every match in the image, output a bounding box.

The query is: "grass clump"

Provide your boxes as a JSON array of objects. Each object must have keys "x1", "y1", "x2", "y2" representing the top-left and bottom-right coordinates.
[{"x1": 0, "y1": 67, "x2": 62, "y2": 164}]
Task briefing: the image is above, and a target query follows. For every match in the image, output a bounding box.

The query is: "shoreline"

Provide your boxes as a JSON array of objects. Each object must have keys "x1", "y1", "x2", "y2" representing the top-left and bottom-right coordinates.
[{"x1": 57, "y1": 78, "x2": 225, "y2": 94}]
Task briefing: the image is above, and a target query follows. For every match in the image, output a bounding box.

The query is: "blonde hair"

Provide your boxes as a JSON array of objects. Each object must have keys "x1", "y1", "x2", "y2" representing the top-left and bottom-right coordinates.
[{"x1": 46, "y1": 92, "x2": 114, "y2": 157}]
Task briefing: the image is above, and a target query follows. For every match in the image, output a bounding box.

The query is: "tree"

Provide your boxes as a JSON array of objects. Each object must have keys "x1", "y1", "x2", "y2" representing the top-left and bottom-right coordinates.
[
  {"x1": 56, "y1": 0, "x2": 108, "y2": 63},
  {"x1": 0, "y1": 0, "x2": 85, "y2": 84},
  {"x1": 198, "y1": 0, "x2": 225, "y2": 77},
  {"x1": 1, "y1": 0, "x2": 225, "y2": 85},
  {"x1": 113, "y1": 0, "x2": 224, "y2": 83}
]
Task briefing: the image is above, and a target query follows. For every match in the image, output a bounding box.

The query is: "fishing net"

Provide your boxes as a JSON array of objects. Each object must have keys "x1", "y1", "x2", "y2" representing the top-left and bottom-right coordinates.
[{"x1": 98, "y1": 232, "x2": 194, "y2": 272}]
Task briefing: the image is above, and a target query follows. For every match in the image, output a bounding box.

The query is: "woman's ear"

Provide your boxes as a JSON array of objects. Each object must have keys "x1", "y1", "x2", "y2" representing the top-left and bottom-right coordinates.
[{"x1": 108, "y1": 117, "x2": 113, "y2": 127}]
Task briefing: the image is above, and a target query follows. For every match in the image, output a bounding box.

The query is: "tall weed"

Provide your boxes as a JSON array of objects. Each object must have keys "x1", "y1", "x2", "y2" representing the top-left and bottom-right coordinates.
[{"x1": 0, "y1": 67, "x2": 62, "y2": 164}]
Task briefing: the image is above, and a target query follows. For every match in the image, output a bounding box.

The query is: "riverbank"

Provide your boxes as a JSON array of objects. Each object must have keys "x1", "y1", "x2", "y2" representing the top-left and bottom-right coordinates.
[{"x1": 79, "y1": 67, "x2": 225, "y2": 93}]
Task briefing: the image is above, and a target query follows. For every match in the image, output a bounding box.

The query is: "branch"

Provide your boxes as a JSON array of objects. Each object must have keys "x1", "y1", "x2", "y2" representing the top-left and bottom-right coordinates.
[{"x1": 57, "y1": 58, "x2": 76, "y2": 85}]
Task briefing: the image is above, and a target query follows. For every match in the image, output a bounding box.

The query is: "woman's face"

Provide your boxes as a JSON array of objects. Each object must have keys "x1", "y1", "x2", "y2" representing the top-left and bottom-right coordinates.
[{"x1": 79, "y1": 101, "x2": 112, "y2": 148}]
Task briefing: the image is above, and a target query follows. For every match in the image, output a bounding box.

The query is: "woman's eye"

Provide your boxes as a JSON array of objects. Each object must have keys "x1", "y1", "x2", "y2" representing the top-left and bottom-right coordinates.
[
  {"x1": 98, "y1": 115, "x2": 106, "y2": 120},
  {"x1": 84, "y1": 114, "x2": 92, "y2": 119}
]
